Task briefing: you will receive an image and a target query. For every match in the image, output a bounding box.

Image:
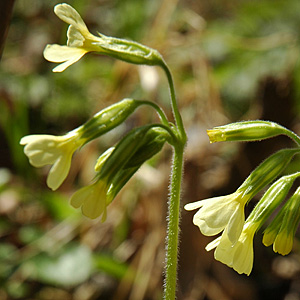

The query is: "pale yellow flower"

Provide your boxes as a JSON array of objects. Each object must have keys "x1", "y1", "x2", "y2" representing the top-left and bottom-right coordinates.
[
  {"x1": 70, "y1": 179, "x2": 109, "y2": 220},
  {"x1": 43, "y1": 3, "x2": 104, "y2": 72},
  {"x1": 20, "y1": 131, "x2": 84, "y2": 190},
  {"x1": 207, "y1": 222, "x2": 258, "y2": 275},
  {"x1": 44, "y1": 3, "x2": 163, "y2": 72},
  {"x1": 184, "y1": 190, "x2": 250, "y2": 244}
]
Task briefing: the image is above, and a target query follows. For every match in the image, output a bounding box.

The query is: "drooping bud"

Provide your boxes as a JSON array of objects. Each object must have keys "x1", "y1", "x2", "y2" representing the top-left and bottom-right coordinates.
[
  {"x1": 263, "y1": 185, "x2": 300, "y2": 255},
  {"x1": 207, "y1": 121, "x2": 291, "y2": 143},
  {"x1": 98, "y1": 125, "x2": 169, "y2": 183},
  {"x1": 106, "y1": 127, "x2": 169, "y2": 201}
]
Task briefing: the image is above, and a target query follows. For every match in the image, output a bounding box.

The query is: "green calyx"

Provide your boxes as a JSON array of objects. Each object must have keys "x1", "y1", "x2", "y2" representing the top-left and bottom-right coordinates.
[
  {"x1": 246, "y1": 173, "x2": 300, "y2": 227},
  {"x1": 207, "y1": 120, "x2": 300, "y2": 145},
  {"x1": 239, "y1": 148, "x2": 300, "y2": 197},
  {"x1": 79, "y1": 99, "x2": 141, "y2": 143},
  {"x1": 95, "y1": 33, "x2": 164, "y2": 67}
]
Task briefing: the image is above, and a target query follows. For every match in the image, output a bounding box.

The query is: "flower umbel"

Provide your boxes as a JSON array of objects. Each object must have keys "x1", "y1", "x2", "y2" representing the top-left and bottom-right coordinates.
[
  {"x1": 20, "y1": 131, "x2": 84, "y2": 191},
  {"x1": 185, "y1": 149, "x2": 299, "y2": 245},
  {"x1": 44, "y1": 3, "x2": 164, "y2": 72}
]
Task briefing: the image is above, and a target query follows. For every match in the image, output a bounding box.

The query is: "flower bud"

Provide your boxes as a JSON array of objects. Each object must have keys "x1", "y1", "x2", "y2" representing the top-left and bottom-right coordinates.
[
  {"x1": 94, "y1": 147, "x2": 115, "y2": 172},
  {"x1": 263, "y1": 185, "x2": 300, "y2": 255},
  {"x1": 207, "y1": 121, "x2": 288, "y2": 143},
  {"x1": 98, "y1": 125, "x2": 169, "y2": 183},
  {"x1": 106, "y1": 127, "x2": 168, "y2": 201}
]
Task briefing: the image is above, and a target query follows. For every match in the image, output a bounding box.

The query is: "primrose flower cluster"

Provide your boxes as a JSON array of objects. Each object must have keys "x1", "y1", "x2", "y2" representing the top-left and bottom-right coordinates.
[
  {"x1": 185, "y1": 121, "x2": 300, "y2": 275},
  {"x1": 20, "y1": 3, "x2": 175, "y2": 220}
]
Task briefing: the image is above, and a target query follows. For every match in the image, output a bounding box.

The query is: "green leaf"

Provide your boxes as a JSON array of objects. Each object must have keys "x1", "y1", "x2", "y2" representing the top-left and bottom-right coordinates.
[
  {"x1": 22, "y1": 243, "x2": 93, "y2": 287},
  {"x1": 93, "y1": 253, "x2": 134, "y2": 280}
]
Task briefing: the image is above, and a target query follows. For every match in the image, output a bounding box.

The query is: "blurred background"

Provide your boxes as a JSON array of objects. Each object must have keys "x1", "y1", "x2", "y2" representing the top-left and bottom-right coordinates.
[{"x1": 1, "y1": 0, "x2": 300, "y2": 299}]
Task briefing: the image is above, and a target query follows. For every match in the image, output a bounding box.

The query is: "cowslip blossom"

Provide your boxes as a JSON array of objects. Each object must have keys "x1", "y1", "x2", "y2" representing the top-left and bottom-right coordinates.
[
  {"x1": 184, "y1": 190, "x2": 250, "y2": 244},
  {"x1": 20, "y1": 99, "x2": 141, "y2": 191},
  {"x1": 43, "y1": 3, "x2": 103, "y2": 72},
  {"x1": 20, "y1": 130, "x2": 84, "y2": 191},
  {"x1": 44, "y1": 3, "x2": 163, "y2": 72}
]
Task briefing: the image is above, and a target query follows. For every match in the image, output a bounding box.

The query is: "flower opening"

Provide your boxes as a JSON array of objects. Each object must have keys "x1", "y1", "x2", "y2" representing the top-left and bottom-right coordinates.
[
  {"x1": 20, "y1": 131, "x2": 84, "y2": 190},
  {"x1": 185, "y1": 190, "x2": 250, "y2": 244},
  {"x1": 43, "y1": 3, "x2": 105, "y2": 72},
  {"x1": 207, "y1": 121, "x2": 286, "y2": 144}
]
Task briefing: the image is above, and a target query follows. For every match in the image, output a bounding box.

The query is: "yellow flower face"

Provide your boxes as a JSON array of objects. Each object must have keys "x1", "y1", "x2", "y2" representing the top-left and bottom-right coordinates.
[
  {"x1": 43, "y1": 3, "x2": 103, "y2": 72},
  {"x1": 184, "y1": 191, "x2": 248, "y2": 244},
  {"x1": 207, "y1": 223, "x2": 257, "y2": 275},
  {"x1": 20, "y1": 132, "x2": 82, "y2": 190},
  {"x1": 70, "y1": 180, "x2": 108, "y2": 220}
]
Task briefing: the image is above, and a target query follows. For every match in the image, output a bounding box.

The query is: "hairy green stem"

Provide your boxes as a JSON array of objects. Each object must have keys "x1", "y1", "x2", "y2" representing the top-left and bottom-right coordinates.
[
  {"x1": 160, "y1": 62, "x2": 187, "y2": 143},
  {"x1": 283, "y1": 128, "x2": 300, "y2": 146},
  {"x1": 138, "y1": 100, "x2": 170, "y2": 127},
  {"x1": 164, "y1": 145, "x2": 184, "y2": 300}
]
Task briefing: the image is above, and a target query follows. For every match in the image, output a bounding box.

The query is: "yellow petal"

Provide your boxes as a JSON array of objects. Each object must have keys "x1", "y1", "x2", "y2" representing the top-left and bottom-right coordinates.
[
  {"x1": 21, "y1": 135, "x2": 63, "y2": 167},
  {"x1": 184, "y1": 199, "x2": 208, "y2": 211},
  {"x1": 205, "y1": 236, "x2": 221, "y2": 251},
  {"x1": 214, "y1": 232, "x2": 234, "y2": 267},
  {"x1": 20, "y1": 133, "x2": 80, "y2": 189},
  {"x1": 70, "y1": 186, "x2": 90, "y2": 208},
  {"x1": 67, "y1": 25, "x2": 85, "y2": 47},
  {"x1": 226, "y1": 203, "x2": 245, "y2": 243},
  {"x1": 54, "y1": 3, "x2": 89, "y2": 35},
  {"x1": 262, "y1": 230, "x2": 277, "y2": 247},
  {"x1": 232, "y1": 240, "x2": 254, "y2": 275},
  {"x1": 70, "y1": 181, "x2": 108, "y2": 220},
  {"x1": 47, "y1": 154, "x2": 72, "y2": 191},
  {"x1": 43, "y1": 44, "x2": 87, "y2": 67}
]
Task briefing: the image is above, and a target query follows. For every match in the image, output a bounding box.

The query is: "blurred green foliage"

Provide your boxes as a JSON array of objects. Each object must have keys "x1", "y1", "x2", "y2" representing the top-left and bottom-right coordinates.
[{"x1": 202, "y1": 0, "x2": 300, "y2": 118}]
